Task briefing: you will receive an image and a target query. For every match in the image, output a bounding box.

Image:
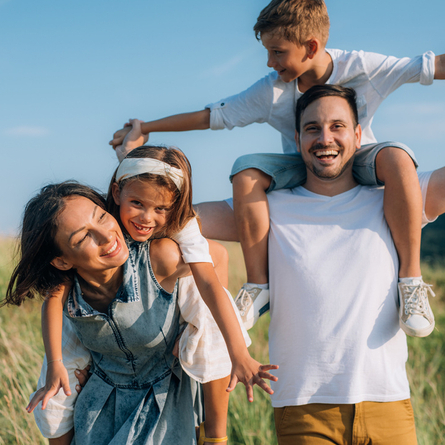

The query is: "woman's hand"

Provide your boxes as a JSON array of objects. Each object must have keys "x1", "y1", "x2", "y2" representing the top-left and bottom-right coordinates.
[
  {"x1": 114, "y1": 119, "x2": 149, "y2": 162},
  {"x1": 227, "y1": 352, "x2": 278, "y2": 402}
]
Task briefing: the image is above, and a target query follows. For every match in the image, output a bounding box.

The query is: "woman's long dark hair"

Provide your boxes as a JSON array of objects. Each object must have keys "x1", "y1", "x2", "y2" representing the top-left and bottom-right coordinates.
[{"x1": 2, "y1": 181, "x2": 106, "y2": 307}]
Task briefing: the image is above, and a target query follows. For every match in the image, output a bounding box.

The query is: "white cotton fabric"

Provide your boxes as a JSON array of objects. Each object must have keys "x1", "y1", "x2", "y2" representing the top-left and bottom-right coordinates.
[
  {"x1": 177, "y1": 275, "x2": 251, "y2": 383},
  {"x1": 206, "y1": 49, "x2": 435, "y2": 153},
  {"x1": 31, "y1": 318, "x2": 91, "y2": 438},
  {"x1": 267, "y1": 174, "x2": 432, "y2": 408},
  {"x1": 171, "y1": 217, "x2": 213, "y2": 264},
  {"x1": 32, "y1": 276, "x2": 248, "y2": 438}
]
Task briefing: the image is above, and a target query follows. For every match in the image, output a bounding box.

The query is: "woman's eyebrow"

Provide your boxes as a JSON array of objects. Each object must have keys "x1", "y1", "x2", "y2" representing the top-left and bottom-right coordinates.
[{"x1": 68, "y1": 206, "x2": 97, "y2": 241}]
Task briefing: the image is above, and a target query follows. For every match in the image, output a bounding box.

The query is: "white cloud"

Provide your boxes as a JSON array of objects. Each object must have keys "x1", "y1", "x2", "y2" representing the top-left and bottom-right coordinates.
[{"x1": 4, "y1": 126, "x2": 50, "y2": 137}]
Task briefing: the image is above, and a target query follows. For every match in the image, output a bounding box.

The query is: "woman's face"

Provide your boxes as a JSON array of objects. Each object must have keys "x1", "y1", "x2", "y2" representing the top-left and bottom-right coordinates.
[
  {"x1": 112, "y1": 179, "x2": 174, "y2": 243},
  {"x1": 52, "y1": 196, "x2": 129, "y2": 275}
]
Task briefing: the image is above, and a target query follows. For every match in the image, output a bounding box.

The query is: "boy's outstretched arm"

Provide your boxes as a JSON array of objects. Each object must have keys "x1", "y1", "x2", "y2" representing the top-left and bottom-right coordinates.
[
  {"x1": 434, "y1": 53, "x2": 445, "y2": 79},
  {"x1": 109, "y1": 109, "x2": 210, "y2": 149}
]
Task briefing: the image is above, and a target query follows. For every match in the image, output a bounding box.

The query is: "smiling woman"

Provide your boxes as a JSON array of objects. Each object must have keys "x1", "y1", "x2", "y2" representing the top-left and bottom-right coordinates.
[{"x1": 3, "y1": 181, "x2": 203, "y2": 444}]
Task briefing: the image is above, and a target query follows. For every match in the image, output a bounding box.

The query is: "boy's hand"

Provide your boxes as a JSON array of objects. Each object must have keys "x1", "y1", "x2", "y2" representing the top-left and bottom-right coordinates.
[
  {"x1": 114, "y1": 119, "x2": 149, "y2": 162},
  {"x1": 227, "y1": 353, "x2": 278, "y2": 402},
  {"x1": 110, "y1": 125, "x2": 131, "y2": 149},
  {"x1": 26, "y1": 361, "x2": 71, "y2": 413},
  {"x1": 74, "y1": 365, "x2": 91, "y2": 393}
]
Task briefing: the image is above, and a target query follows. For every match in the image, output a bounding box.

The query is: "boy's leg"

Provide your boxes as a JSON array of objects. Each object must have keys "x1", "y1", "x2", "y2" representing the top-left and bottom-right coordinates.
[
  {"x1": 232, "y1": 168, "x2": 272, "y2": 285},
  {"x1": 375, "y1": 146, "x2": 422, "y2": 278},
  {"x1": 424, "y1": 166, "x2": 445, "y2": 221},
  {"x1": 361, "y1": 143, "x2": 435, "y2": 337},
  {"x1": 201, "y1": 377, "x2": 230, "y2": 445}
]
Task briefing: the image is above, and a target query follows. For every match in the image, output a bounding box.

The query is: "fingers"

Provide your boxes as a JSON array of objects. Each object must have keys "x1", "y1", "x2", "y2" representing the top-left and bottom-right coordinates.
[
  {"x1": 245, "y1": 383, "x2": 254, "y2": 403},
  {"x1": 253, "y1": 376, "x2": 274, "y2": 395},
  {"x1": 74, "y1": 365, "x2": 90, "y2": 388},
  {"x1": 226, "y1": 375, "x2": 238, "y2": 393},
  {"x1": 259, "y1": 364, "x2": 279, "y2": 372},
  {"x1": 26, "y1": 389, "x2": 45, "y2": 413},
  {"x1": 61, "y1": 377, "x2": 72, "y2": 397}
]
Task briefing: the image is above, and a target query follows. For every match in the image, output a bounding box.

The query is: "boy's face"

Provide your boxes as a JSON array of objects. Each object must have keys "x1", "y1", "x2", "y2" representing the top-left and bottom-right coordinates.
[{"x1": 262, "y1": 32, "x2": 311, "y2": 83}]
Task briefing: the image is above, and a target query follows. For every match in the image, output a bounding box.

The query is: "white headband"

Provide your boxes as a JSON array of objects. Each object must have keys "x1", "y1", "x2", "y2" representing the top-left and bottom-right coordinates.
[{"x1": 116, "y1": 158, "x2": 184, "y2": 190}]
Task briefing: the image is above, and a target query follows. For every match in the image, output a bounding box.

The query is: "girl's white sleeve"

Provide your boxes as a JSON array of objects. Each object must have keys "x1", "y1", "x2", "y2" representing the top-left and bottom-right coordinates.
[
  {"x1": 172, "y1": 217, "x2": 213, "y2": 264},
  {"x1": 31, "y1": 316, "x2": 91, "y2": 439},
  {"x1": 177, "y1": 275, "x2": 251, "y2": 383}
]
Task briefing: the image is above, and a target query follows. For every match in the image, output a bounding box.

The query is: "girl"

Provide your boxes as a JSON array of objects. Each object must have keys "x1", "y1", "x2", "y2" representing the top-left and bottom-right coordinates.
[{"x1": 20, "y1": 135, "x2": 277, "y2": 444}]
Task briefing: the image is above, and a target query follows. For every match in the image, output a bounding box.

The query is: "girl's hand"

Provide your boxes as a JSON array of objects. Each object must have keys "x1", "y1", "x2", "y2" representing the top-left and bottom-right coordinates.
[
  {"x1": 26, "y1": 361, "x2": 71, "y2": 413},
  {"x1": 227, "y1": 353, "x2": 279, "y2": 402},
  {"x1": 114, "y1": 119, "x2": 149, "y2": 162}
]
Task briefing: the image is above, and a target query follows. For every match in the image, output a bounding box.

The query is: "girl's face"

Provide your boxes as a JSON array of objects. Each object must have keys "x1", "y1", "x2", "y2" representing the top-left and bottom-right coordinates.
[
  {"x1": 52, "y1": 196, "x2": 129, "y2": 275},
  {"x1": 112, "y1": 179, "x2": 174, "y2": 242}
]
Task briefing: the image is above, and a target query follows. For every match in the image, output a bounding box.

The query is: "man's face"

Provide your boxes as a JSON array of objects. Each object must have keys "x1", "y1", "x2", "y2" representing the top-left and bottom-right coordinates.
[{"x1": 296, "y1": 96, "x2": 361, "y2": 182}]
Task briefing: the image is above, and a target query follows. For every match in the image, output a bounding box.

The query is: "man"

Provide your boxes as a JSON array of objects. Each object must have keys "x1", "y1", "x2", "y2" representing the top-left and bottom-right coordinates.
[{"x1": 267, "y1": 84, "x2": 440, "y2": 444}]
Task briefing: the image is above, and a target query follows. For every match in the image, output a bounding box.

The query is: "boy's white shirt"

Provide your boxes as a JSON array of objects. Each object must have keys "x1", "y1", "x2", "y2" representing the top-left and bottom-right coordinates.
[{"x1": 206, "y1": 49, "x2": 435, "y2": 153}]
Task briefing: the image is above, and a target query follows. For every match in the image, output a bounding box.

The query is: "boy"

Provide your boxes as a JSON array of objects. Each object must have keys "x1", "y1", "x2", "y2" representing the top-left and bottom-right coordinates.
[{"x1": 110, "y1": 0, "x2": 445, "y2": 336}]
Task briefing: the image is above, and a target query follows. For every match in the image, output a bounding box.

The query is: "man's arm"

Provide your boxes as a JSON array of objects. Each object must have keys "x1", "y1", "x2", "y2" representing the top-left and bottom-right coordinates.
[
  {"x1": 109, "y1": 109, "x2": 210, "y2": 149},
  {"x1": 434, "y1": 54, "x2": 445, "y2": 79}
]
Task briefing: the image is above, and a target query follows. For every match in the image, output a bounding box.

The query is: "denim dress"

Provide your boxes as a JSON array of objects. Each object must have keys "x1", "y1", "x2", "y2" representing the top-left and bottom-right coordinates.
[{"x1": 64, "y1": 240, "x2": 199, "y2": 444}]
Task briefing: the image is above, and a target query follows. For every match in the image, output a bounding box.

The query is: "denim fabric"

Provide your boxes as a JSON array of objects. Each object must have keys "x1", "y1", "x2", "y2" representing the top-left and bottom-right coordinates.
[
  {"x1": 64, "y1": 240, "x2": 198, "y2": 445},
  {"x1": 230, "y1": 141, "x2": 418, "y2": 192}
]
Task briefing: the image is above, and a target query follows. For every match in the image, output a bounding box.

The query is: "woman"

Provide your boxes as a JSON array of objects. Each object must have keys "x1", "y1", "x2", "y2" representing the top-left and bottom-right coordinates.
[{"x1": 5, "y1": 181, "x2": 275, "y2": 444}]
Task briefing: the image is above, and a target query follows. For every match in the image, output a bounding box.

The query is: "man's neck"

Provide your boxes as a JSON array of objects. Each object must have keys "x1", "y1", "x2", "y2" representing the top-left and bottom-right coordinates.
[{"x1": 302, "y1": 172, "x2": 358, "y2": 197}]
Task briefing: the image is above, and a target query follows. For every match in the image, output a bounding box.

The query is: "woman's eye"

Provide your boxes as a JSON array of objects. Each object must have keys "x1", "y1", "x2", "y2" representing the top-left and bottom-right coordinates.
[
  {"x1": 77, "y1": 233, "x2": 89, "y2": 245},
  {"x1": 99, "y1": 212, "x2": 106, "y2": 221}
]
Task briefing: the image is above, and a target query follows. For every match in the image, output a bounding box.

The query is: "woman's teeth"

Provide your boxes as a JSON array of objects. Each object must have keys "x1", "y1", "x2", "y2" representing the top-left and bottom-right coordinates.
[{"x1": 104, "y1": 240, "x2": 118, "y2": 255}]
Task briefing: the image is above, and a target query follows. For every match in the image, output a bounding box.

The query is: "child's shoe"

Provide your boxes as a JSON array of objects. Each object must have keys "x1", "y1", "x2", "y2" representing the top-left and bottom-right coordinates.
[
  {"x1": 398, "y1": 278, "x2": 435, "y2": 337},
  {"x1": 234, "y1": 284, "x2": 270, "y2": 330}
]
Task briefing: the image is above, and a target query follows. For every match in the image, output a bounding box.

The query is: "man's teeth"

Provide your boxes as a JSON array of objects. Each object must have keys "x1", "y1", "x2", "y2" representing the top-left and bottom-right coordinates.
[
  {"x1": 315, "y1": 150, "x2": 338, "y2": 157},
  {"x1": 104, "y1": 240, "x2": 118, "y2": 255}
]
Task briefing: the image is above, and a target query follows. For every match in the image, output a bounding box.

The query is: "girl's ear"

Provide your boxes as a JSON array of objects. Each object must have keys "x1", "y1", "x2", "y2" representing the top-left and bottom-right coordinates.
[
  {"x1": 111, "y1": 182, "x2": 121, "y2": 205},
  {"x1": 50, "y1": 256, "x2": 73, "y2": 271}
]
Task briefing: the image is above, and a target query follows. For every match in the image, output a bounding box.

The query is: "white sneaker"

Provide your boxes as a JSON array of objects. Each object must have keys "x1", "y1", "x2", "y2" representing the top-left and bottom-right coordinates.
[
  {"x1": 234, "y1": 284, "x2": 270, "y2": 330},
  {"x1": 398, "y1": 279, "x2": 435, "y2": 337}
]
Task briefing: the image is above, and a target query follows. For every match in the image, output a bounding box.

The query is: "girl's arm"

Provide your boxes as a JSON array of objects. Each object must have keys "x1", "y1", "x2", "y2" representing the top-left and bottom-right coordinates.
[
  {"x1": 151, "y1": 238, "x2": 278, "y2": 402},
  {"x1": 27, "y1": 283, "x2": 71, "y2": 412},
  {"x1": 189, "y1": 262, "x2": 278, "y2": 402},
  {"x1": 109, "y1": 109, "x2": 210, "y2": 149}
]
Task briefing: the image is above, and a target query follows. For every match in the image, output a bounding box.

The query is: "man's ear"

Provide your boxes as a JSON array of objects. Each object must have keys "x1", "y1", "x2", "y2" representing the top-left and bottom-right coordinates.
[
  {"x1": 51, "y1": 256, "x2": 73, "y2": 271},
  {"x1": 305, "y1": 39, "x2": 319, "y2": 59},
  {"x1": 295, "y1": 130, "x2": 301, "y2": 153},
  {"x1": 355, "y1": 124, "x2": 362, "y2": 150},
  {"x1": 111, "y1": 182, "x2": 121, "y2": 205}
]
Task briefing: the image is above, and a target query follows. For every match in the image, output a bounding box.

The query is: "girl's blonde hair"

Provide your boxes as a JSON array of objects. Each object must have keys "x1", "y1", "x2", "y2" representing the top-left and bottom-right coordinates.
[{"x1": 107, "y1": 145, "x2": 197, "y2": 239}]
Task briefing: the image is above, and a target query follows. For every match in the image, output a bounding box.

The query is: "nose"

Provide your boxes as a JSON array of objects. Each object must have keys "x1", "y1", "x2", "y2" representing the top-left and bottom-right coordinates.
[
  {"x1": 317, "y1": 127, "x2": 334, "y2": 145},
  {"x1": 267, "y1": 52, "x2": 275, "y2": 68},
  {"x1": 139, "y1": 208, "x2": 152, "y2": 224},
  {"x1": 96, "y1": 226, "x2": 114, "y2": 246}
]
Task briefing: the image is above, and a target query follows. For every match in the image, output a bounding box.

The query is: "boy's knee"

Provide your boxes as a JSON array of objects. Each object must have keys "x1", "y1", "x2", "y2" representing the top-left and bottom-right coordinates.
[
  {"x1": 232, "y1": 168, "x2": 272, "y2": 191},
  {"x1": 376, "y1": 146, "x2": 417, "y2": 180}
]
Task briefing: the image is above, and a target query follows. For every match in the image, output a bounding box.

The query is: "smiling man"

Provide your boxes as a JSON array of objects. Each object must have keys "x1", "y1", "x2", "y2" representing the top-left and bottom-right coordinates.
[{"x1": 267, "y1": 84, "x2": 438, "y2": 444}]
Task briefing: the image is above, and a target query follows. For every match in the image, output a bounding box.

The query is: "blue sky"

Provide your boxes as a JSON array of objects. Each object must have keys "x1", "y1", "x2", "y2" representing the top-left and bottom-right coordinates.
[{"x1": 1, "y1": 0, "x2": 444, "y2": 234}]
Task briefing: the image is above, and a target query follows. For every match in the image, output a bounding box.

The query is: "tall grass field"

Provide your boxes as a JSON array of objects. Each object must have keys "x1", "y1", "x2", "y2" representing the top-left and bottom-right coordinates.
[{"x1": 0, "y1": 238, "x2": 444, "y2": 444}]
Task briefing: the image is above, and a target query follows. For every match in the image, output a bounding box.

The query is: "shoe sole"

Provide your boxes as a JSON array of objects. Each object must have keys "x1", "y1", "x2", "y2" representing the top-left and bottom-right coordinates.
[{"x1": 399, "y1": 320, "x2": 435, "y2": 338}]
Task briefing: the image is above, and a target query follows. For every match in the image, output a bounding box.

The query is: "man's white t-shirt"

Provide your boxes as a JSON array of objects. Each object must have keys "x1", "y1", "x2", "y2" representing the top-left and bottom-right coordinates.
[
  {"x1": 267, "y1": 173, "x2": 434, "y2": 408},
  {"x1": 207, "y1": 49, "x2": 435, "y2": 153}
]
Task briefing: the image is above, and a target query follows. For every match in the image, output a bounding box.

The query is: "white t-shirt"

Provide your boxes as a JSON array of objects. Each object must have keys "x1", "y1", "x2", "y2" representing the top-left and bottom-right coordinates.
[
  {"x1": 267, "y1": 173, "x2": 434, "y2": 408},
  {"x1": 207, "y1": 49, "x2": 435, "y2": 153}
]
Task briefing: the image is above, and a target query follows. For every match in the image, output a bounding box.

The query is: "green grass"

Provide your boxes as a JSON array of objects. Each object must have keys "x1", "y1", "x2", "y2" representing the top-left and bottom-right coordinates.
[{"x1": 0, "y1": 239, "x2": 444, "y2": 444}]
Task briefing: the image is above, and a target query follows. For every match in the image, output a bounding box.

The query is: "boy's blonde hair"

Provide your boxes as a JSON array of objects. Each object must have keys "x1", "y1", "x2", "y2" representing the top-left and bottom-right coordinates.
[
  {"x1": 107, "y1": 145, "x2": 197, "y2": 239},
  {"x1": 254, "y1": 0, "x2": 330, "y2": 47}
]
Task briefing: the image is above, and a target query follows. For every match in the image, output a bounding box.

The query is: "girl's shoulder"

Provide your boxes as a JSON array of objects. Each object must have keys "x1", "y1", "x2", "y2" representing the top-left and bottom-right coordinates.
[{"x1": 150, "y1": 238, "x2": 188, "y2": 279}]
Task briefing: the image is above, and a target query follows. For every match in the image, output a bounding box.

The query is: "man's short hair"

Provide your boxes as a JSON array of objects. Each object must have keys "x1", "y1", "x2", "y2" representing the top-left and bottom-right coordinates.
[
  {"x1": 254, "y1": 0, "x2": 330, "y2": 47},
  {"x1": 295, "y1": 85, "x2": 359, "y2": 132}
]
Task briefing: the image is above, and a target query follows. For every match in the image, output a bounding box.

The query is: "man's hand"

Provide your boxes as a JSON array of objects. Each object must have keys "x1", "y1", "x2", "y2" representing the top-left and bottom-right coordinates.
[{"x1": 227, "y1": 353, "x2": 278, "y2": 402}]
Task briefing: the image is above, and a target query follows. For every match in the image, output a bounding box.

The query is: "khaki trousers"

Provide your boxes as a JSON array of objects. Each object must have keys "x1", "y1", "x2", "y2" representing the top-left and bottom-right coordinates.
[{"x1": 274, "y1": 400, "x2": 417, "y2": 445}]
